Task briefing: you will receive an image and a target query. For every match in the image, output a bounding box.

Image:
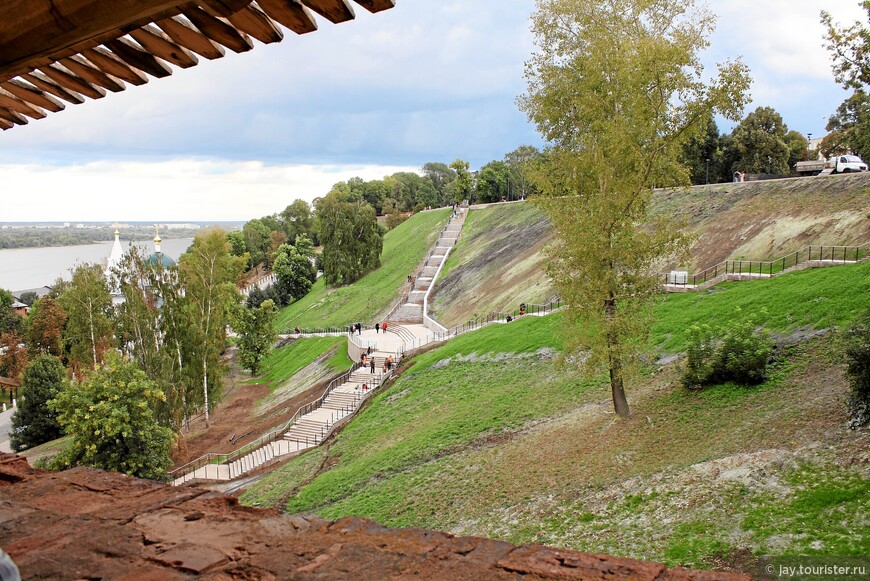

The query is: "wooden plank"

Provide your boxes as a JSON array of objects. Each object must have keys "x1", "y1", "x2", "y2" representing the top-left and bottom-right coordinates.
[
  {"x1": 255, "y1": 0, "x2": 318, "y2": 34},
  {"x1": 352, "y1": 0, "x2": 395, "y2": 14},
  {"x1": 182, "y1": 6, "x2": 255, "y2": 53},
  {"x1": 156, "y1": 17, "x2": 227, "y2": 60},
  {"x1": 129, "y1": 25, "x2": 199, "y2": 68},
  {"x1": 1, "y1": 79, "x2": 66, "y2": 112},
  {"x1": 202, "y1": 0, "x2": 256, "y2": 17},
  {"x1": 0, "y1": 117, "x2": 13, "y2": 130},
  {"x1": 21, "y1": 72, "x2": 86, "y2": 104},
  {"x1": 81, "y1": 47, "x2": 150, "y2": 85},
  {"x1": 38, "y1": 64, "x2": 108, "y2": 100},
  {"x1": 58, "y1": 56, "x2": 126, "y2": 93},
  {"x1": 105, "y1": 38, "x2": 174, "y2": 78},
  {"x1": 301, "y1": 0, "x2": 355, "y2": 23},
  {"x1": 0, "y1": 89, "x2": 48, "y2": 119},
  {"x1": 0, "y1": 107, "x2": 29, "y2": 126},
  {"x1": 226, "y1": 5, "x2": 284, "y2": 44},
  {"x1": 0, "y1": 1, "x2": 196, "y2": 78}
]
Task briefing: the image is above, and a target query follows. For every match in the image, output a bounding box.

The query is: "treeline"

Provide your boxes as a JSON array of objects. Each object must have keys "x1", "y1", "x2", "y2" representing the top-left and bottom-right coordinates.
[
  {"x1": 0, "y1": 225, "x2": 202, "y2": 249},
  {"x1": 0, "y1": 229, "x2": 277, "y2": 480},
  {"x1": 236, "y1": 149, "x2": 542, "y2": 304}
]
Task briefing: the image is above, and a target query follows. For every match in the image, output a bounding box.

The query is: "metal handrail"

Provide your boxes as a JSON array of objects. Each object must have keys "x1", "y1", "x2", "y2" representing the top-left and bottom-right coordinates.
[{"x1": 662, "y1": 243, "x2": 869, "y2": 288}]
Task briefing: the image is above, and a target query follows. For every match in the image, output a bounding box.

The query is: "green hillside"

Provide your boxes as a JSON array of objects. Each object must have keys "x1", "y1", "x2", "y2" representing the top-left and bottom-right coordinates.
[
  {"x1": 430, "y1": 174, "x2": 870, "y2": 328},
  {"x1": 242, "y1": 261, "x2": 870, "y2": 571},
  {"x1": 275, "y1": 208, "x2": 450, "y2": 330}
]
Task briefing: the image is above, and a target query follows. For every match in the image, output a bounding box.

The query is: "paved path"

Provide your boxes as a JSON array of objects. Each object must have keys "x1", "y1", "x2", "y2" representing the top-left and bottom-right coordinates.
[{"x1": 0, "y1": 407, "x2": 16, "y2": 453}]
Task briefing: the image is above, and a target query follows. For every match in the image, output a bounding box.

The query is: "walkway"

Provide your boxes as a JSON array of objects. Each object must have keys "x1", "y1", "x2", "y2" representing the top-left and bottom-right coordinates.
[{"x1": 172, "y1": 211, "x2": 467, "y2": 485}]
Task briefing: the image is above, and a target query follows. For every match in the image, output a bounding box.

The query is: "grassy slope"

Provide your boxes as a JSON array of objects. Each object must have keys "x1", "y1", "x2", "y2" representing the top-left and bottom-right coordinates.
[
  {"x1": 255, "y1": 337, "x2": 350, "y2": 390},
  {"x1": 430, "y1": 175, "x2": 870, "y2": 328},
  {"x1": 275, "y1": 209, "x2": 450, "y2": 330},
  {"x1": 242, "y1": 261, "x2": 870, "y2": 570}
]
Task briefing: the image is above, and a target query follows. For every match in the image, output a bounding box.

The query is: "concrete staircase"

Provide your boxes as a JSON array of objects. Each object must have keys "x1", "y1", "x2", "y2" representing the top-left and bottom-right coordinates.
[{"x1": 388, "y1": 211, "x2": 466, "y2": 325}]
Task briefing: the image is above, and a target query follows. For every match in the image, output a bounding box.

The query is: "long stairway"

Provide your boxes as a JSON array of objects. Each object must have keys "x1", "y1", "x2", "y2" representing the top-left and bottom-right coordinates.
[
  {"x1": 388, "y1": 210, "x2": 465, "y2": 325},
  {"x1": 172, "y1": 210, "x2": 468, "y2": 486}
]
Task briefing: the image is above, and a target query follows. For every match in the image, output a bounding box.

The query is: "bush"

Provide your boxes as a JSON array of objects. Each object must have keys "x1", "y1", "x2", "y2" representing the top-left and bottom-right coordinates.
[
  {"x1": 845, "y1": 309, "x2": 870, "y2": 429},
  {"x1": 681, "y1": 312, "x2": 773, "y2": 389}
]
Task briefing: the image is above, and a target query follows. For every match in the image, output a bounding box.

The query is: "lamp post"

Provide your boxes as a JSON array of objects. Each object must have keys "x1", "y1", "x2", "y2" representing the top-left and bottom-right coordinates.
[
  {"x1": 807, "y1": 132, "x2": 813, "y2": 159},
  {"x1": 705, "y1": 158, "x2": 710, "y2": 184}
]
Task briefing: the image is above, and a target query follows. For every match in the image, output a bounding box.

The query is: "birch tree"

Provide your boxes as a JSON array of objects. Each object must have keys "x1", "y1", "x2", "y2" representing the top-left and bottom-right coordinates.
[{"x1": 520, "y1": 0, "x2": 750, "y2": 418}]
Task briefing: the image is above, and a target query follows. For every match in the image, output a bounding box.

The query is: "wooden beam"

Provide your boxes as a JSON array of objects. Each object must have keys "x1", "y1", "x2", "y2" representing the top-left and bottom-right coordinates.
[
  {"x1": 352, "y1": 0, "x2": 395, "y2": 14},
  {"x1": 156, "y1": 17, "x2": 227, "y2": 60},
  {"x1": 0, "y1": 89, "x2": 48, "y2": 120},
  {"x1": 202, "y1": 0, "x2": 256, "y2": 17},
  {"x1": 255, "y1": 0, "x2": 318, "y2": 34},
  {"x1": 21, "y1": 72, "x2": 86, "y2": 104},
  {"x1": 105, "y1": 38, "x2": 174, "y2": 78},
  {"x1": 0, "y1": 107, "x2": 29, "y2": 126},
  {"x1": 81, "y1": 47, "x2": 150, "y2": 85},
  {"x1": 226, "y1": 5, "x2": 284, "y2": 44},
  {"x1": 1, "y1": 79, "x2": 66, "y2": 112},
  {"x1": 39, "y1": 64, "x2": 108, "y2": 100},
  {"x1": 182, "y1": 6, "x2": 255, "y2": 54},
  {"x1": 301, "y1": 0, "x2": 355, "y2": 24},
  {"x1": 58, "y1": 56, "x2": 126, "y2": 93},
  {"x1": 129, "y1": 25, "x2": 199, "y2": 68},
  {"x1": 0, "y1": 0, "x2": 205, "y2": 78},
  {"x1": 0, "y1": 117, "x2": 13, "y2": 131}
]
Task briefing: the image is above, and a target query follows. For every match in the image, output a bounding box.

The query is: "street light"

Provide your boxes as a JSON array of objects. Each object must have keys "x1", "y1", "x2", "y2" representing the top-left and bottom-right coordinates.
[
  {"x1": 807, "y1": 133, "x2": 813, "y2": 159},
  {"x1": 705, "y1": 158, "x2": 710, "y2": 184}
]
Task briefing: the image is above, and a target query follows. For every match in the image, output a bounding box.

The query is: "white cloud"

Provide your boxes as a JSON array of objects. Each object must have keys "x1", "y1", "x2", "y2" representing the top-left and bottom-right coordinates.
[{"x1": 1, "y1": 160, "x2": 417, "y2": 221}]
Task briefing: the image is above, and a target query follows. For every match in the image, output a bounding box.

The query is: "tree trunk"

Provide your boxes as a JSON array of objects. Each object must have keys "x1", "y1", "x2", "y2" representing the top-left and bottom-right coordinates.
[{"x1": 605, "y1": 298, "x2": 631, "y2": 419}]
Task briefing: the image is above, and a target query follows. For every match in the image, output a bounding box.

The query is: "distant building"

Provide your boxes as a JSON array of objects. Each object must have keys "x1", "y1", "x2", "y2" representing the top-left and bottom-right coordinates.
[
  {"x1": 11, "y1": 287, "x2": 52, "y2": 303},
  {"x1": 146, "y1": 226, "x2": 176, "y2": 269},
  {"x1": 11, "y1": 301, "x2": 28, "y2": 317}
]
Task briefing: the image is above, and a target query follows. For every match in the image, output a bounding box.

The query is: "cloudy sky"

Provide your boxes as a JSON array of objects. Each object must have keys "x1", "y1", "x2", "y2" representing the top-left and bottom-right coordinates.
[{"x1": 0, "y1": 0, "x2": 864, "y2": 221}]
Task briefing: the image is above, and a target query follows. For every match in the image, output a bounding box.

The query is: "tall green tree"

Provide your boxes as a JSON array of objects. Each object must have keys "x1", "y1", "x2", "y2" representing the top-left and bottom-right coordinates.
[
  {"x1": 504, "y1": 145, "x2": 541, "y2": 199},
  {"x1": 822, "y1": 3, "x2": 870, "y2": 90},
  {"x1": 448, "y1": 159, "x2": 473, "y2": 204},
  {"x1": 59, "y1": 264, "x2": 114, "y2": 372},
  {"x1": 822, "y1": 90, "x2": 870, "y2": 157},
  {"x1": 49, "y1": 353, "x2": 173, "y2": 480},
  {"x1": 0, "y1": 289, "x2": 21, "y2": 335},
  {"x1": 280, "y1": 199, "x2": 316, "y2": 244},
  {"x1": 316, "y1": 195, "x2": 383, "y2": 286},
  {"x1": 476, "y1": 160, "x2": 515, "y2": 203},
  {"x1": 422, "y1": 162, "x2": 457, "y2": 205},
  {"x1": 234, "y1": 299, "x2": 278, "y2": 375},
  {"x1": 242, "y1": 218, "x2": 270, "y2": 268},
  {"x1": 273, "y1": 237, "x2": 317, "y2": 302},
  {"x1": 731, "y1": 106, "x2": 791, "y2": 174},
  {"x1": 178, "y1": 229, "x2": 245, "y2": 425},
  {"x1": 520, "y1": 0, "x2": 749, "y2": 418},
  {"x1": 681, "y1": 116, "x2": 722, "y2": 184},
  {"x1": 10, "y1": 354, "x2": 65, "y2": 452}
]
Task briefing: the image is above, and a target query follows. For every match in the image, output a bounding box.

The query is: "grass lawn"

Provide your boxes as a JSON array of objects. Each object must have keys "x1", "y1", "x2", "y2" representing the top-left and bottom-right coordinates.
[
  {"x1": 253, "y1": 336, "x2": 351, "y2": 391},
  {"x1": 275, "y1": 208, "x2": 450, "y2": 331},
  {"x1": 242, "y1": 260, "x2": 870, "y2": 570}
]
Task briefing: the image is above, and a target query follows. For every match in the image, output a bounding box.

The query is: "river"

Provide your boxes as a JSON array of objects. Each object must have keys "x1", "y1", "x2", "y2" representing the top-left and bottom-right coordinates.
[{"x1": 0, "y1": 238, "x2": 193, "y2": 292}]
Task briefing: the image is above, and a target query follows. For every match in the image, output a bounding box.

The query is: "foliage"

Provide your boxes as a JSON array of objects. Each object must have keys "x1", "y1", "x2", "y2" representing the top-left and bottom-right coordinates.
[
  {"x1": 680, "y1": 116, "x2": 722, "y2": 185},
  {"x1": 520, "y1": 0, "x2": 749, "y2": 417},
  {"x1": 0, "y1": 289, "x2": 21, "y2": 335},
  {"x1": 48, "y1": 353, "x2": 174, "y2": 480},
  {"x1": 681, "y1": 311, "x2": 773, "y2": 389},
  {"x1": 9, "y1": 355, "x2": 65, "y2": 452},
  {"x1": 235, "y1": 299, "x2": 278, "y2": 375},
  {"x1": 26, "y1": 297, "x2": 67, "y2": 357},
  {"x1": 844, "y1": 307, "x2": 870, "y2": 428},
  {"x1": 422, "y1": 162, "x2": 457, "y2": 205},
  {"x1": 226, "y1": 231, "x2": 247, "y2": 257},
  {"x1": 504, "y1": 145, "x2": 541, "y2": 199},
  {"x1": 177, "y1": 229, "x2": 246, "y2": 424},
  {"x1": 476, "y1": 160, "x2": 516, "y2": 203},
  {"x1": 17, "y1": 292, "x2": 38, "y2": 307},
  {"x1": 256, "y1": 336, "x2": 351, "y2": 390},
  {"x1": 316, "y1": 195, "x2": 383, "y2": 287},
  {"x1": 58, "y1": 263, "x2": 115, "y2": 372},
  {"x1": 275, "y1": 208, "x2": 449, "y2": 330},
  {"x1": 0, "y1": 332, "x2": 28, "y2": 380},
  {"x1": 822, "y1": 3, "x2": 870, "y2": 90},
  {"x1": 822, "y1": 90, "x2": 870, "y2": 158},
  {"x1": 273, "y1": 237, "x2": 317, "y2": 302},
  {"x1": 448, "y1": 159, "x2": 472, "y2": 203},
  {"x1": 730, "y1": 106, "x2": 791, "y2": 174}
]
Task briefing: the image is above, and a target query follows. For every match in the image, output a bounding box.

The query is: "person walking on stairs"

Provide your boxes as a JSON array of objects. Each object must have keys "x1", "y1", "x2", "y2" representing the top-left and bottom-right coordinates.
[
  {"x1": 375, "y1": 322, "x2": 381, "y2": 334},
  {"x1": 382, "y1": 321, "x2": 388, "y2": 333},
  {"x1": 370, "y1": 358, "x2": 376, "y2": 374}
]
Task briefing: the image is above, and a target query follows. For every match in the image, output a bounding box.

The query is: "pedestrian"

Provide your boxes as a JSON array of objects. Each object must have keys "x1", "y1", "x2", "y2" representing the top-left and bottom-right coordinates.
[
  {"x1": 506, "y1": 315, "x2": 512, "y2": 323},
  {"x1": 361, "y1": 354, "x2": 367, "y2": 367},
  {"x1": 370, "y1": 358, "x2": 376, "y2": 374},
  {"x1": 375, "y1": 322, "x2": 381, "y2": 334},
  {"x1": 294, "y1": 326, "x2": 301, "y2": 334},
  {"x1": 383, "y1": 360, "x2": 388, "y2": 373},
  {"x1": 362, "y1": 383, "x2": 368, "y2": 392},
  {"x1": 367, "y1": 345, "x2": 372, "y2": 355},
  {"x1": 382, "y1": 321, "x2": 388, "y2": 333},
  {"x1": 356, "y1": 322, "x2": 362, "y2": 335}
]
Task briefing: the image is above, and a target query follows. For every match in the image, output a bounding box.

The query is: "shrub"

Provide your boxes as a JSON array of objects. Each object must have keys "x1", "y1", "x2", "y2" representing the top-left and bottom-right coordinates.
[
  {"x1": 681, "y1": 312, "x2": 773, "y2": 389},
  {"x1": 845, "y1": 308, "x2": 870, "y2": 429}
]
